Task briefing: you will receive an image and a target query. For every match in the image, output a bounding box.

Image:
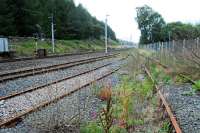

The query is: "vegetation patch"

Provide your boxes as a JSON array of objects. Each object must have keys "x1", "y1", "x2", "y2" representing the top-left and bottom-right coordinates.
[
  {"x1": 11, "y1": 39, "x2": 119, "y2": 56},
  {"x1": 192, "y1": 80, "x2": 200, "y2": 91},
  {"x1": 81, "y1": 50, "x2": 170, "y2": 132}
]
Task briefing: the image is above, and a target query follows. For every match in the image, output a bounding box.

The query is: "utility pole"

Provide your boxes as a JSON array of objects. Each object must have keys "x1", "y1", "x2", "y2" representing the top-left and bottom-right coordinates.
[
  {"x1": 51, "y1": 14, "x2": 55, "y2": 53},
  {"x1": 105, "y1": 15, "x2": 109, "y2": 53}
]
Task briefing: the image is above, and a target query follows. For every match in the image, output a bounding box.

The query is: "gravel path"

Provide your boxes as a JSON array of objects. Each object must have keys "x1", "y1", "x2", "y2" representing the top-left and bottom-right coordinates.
[
  {"x1": 0, "y1": 59, "x2": 124, "y2": 125},
  {"x1": 0, "y1": 52, "x2": 111, "y2": 72},
  {"x1": 160, "y1": 84, "x2": 200, "y2": 133},
  {"x1": 0, "y1": 58, "x2": 118, "y2": 97}
]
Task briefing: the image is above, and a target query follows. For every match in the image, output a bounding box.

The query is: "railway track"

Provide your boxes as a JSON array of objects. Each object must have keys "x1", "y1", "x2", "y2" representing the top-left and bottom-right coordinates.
[
  {"x1": 144, "y1": 66, "x2": 182, "y2": 133},
  {"x1": 0, "y1": 56, "x2": 126, "y2": 128},
  {"x1": 0, "y1": 50, "x2": 107, "y2": 63},
  {"x1": 0, "y1": 55, "x2": 126, "y2": 101},
  {"x1": 138, "y1": 51, "x2": 200, "y2": 133},
  {"x1": 0, "y1": 49, "x2": 129, "y2": 63},
  {"x1": 0, "y1": 53, "x2": 118, "y2": 83},
  {"x1": 135, "y1": 52, "x2": 183, "y2": 132}
]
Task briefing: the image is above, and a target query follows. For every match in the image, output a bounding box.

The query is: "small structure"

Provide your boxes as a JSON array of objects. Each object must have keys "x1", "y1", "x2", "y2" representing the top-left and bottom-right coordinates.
[
  {"x1": 0, "y1": 38, "x2": 9, "y2": 52},
  {"x1": 0, "y1": 38, "x2": 15, "y2": 58},
  {"x1": 37, "y1": 49, "x2": 47, "y2": 58}
]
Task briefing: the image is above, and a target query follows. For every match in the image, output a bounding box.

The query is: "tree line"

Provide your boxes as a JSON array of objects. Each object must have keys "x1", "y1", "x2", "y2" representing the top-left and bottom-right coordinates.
[
  {"x1": 0, "y1": 0, "x2": 116, "y2": 40},
  {"x1": 136, "y1": 5, "x2": 200, "y2": 44}
]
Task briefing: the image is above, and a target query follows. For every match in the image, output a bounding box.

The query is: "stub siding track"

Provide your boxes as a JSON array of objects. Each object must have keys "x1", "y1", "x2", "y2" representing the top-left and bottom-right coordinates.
[
  {"x1": 139, "y1": 52, "x2": 183, "y2": 132},
  {"x1": 144, "y1": 66, "x2": 182, "y2": 133},
  {"x1": 0, "y1": 56, "x2": 125, "y2": 128},
  {"x1": 139, "y1": 52, "x2": 200, "y2": 133}
]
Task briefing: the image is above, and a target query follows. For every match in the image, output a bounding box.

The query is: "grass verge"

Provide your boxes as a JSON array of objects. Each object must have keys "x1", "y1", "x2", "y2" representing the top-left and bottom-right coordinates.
[{"x1": 10, "y1": 39, "x2": 120, "y2": 57}]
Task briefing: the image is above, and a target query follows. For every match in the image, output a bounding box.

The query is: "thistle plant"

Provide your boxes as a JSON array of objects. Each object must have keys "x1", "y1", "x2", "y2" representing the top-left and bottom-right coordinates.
[{"x1": 98, "y1": 86, "x2": 113, "y2": 133}]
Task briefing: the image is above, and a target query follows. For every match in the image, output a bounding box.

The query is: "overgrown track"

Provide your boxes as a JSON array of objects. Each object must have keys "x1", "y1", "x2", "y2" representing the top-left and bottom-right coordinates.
[
  {"x1": 0, "y1": 54, "x2": 118, "y2": 83},
  {"x1": 144, "y1": 66, "x2": 182, "y2": 133},
  {"x1": 136, "y1": 52, "x2": 183, "y2": 132},
  {"x1": 0, "y1": 57, "x2": 126, "y2": 128}
]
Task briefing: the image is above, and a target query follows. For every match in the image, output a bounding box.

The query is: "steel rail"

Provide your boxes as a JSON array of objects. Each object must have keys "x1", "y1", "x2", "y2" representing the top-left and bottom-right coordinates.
[
  {"x1": 0, "y1": 59, "x2": 124, "y2": 128},
  {"x1": 144, "y1": 66, "x2": 182, "y2": 133},
  {"x1": 0, "y1": 54, "x2": 118, "y2": 83},
  {"x1": 0, "y1": 56, "x2": 126, "y2": 101},
  {"x1": 0, "y1": 48, "x2": 130, "y2": 63},
  {"x1": 0, "y1": 50, "x2": 108, "y2": 63},
  {"x1": 0, "y1": 62, "x2": 112, "y2": 101}
]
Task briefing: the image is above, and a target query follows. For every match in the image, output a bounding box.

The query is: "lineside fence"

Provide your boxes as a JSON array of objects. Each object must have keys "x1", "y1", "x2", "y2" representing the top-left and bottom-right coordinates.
[{"x1": 140, "y1": 38, "x2": 200, "y2": 76}]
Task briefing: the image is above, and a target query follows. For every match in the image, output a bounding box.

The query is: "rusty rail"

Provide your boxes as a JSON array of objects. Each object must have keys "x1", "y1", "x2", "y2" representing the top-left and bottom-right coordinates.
[{"x1": 144, "y1": 66, "x2": 182, "y2": 133}]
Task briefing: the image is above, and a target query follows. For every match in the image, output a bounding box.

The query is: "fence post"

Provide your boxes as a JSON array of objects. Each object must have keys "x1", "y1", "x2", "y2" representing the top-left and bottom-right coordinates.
[
  {"x1": 160, "y1": 42, "x2": 163, "y2": 63},
  {"x1": 197, "y1": 38, "x2": 199, "y2": 56},
  {"x1": 159, "y1": 42, "x2": 161, "y2": 61},
  {"x1": 181, "y1": 39, "x2": 186, "y2": 64},
  {"x1": 172, "y1": 40, "x2": 175, "y2": 67},
  {"x1": 163, "y1": 42, "x2": 166, "y2": 64},
  {"x1": 183, "y1": 39, "x2": 186, "y2": 56}
]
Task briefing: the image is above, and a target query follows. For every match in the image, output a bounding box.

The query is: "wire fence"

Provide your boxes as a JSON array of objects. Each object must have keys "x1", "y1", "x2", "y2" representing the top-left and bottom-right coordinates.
[{"x1": 140, "y1": 38, "x2": 200, "y2": 78}]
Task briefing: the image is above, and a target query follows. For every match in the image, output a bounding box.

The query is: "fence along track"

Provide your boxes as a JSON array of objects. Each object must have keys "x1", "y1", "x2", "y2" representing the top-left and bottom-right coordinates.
[
  {"x1": 138, "y1": 53, "x2": 195, "y2": 84},
  {"x1": 147, "y1": 56, "x2": 195, "y2": 84},
  {"x1": 0, "y1": 54, "x2": 118, "y2": 83},
  {"x1": 140, "y1": 38, "x2": 200, "y2": 83},
  {"x1": 0, "y1": 57, "x2": 126, "y2": 128}
]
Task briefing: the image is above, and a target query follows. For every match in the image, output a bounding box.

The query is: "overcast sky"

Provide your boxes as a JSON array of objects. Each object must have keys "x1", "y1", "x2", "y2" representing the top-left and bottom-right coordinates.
[{"x1": 74, "y1": 0, "x2": 200, "y2": 43}]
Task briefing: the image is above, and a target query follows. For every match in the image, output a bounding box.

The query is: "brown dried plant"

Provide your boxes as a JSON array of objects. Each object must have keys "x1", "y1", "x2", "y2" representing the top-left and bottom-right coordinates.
[{"x1": 98, "y1": 86, "x2": 113, "y2": 133}]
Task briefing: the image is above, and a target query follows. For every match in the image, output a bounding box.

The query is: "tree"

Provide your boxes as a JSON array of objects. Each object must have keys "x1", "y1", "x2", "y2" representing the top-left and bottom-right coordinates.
[
  {"x1": 136, "y1": 5, "x2": 200, "y2": 43},
  {"x1": 0, "y1": 0, "x2": 117, "y2": 40},
  {"x1": 0, "y1": 0, "x2": 16, "y2": 36},
  {"x1": 161, "y1": 22, "x2": 200, "y2": 41},
  {"x1": 136, "y1": 5, "x2": 166, "y2": 44}
]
